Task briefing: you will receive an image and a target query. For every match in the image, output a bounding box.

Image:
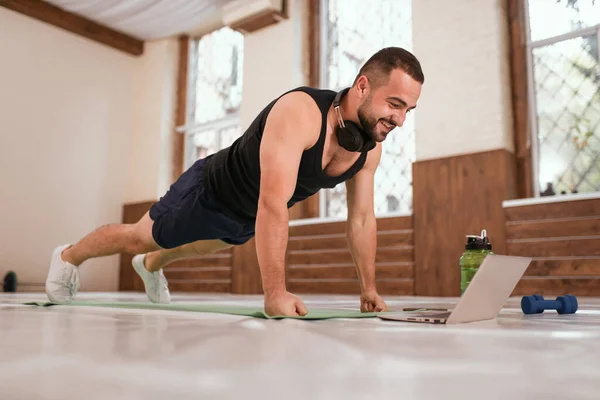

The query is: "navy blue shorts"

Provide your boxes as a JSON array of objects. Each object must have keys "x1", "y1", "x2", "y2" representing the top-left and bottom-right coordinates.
[{"x1": 149, "y1": 158, "x2": 255, "y2": 249}]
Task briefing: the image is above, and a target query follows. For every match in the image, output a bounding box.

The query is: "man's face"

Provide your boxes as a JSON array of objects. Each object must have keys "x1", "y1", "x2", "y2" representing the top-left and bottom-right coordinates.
[{"x1": 356, "y1": 69, "x2": 422, "y2": 142}]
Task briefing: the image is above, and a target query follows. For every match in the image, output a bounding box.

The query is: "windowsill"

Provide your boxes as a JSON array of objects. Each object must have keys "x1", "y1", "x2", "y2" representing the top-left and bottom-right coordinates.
[{"x1": 502, "y1": 191, "x2": 600, "y2": 208}]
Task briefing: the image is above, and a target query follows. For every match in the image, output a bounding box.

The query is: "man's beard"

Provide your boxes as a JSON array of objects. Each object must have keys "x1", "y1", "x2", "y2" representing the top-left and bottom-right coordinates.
[{"x1": 357, "y1": 102, "x2": 379, "y2": 141}]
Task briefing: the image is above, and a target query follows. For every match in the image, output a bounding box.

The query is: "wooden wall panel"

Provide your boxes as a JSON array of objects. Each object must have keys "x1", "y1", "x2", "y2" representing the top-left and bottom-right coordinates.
[
  {"x1": 524, "y1": 259, "x2": 600, "y2": 276},
  {"x1": 413, "y1": 149, "x2": 518, "y2": 297},
  {"x1": 505, "y1": 197, "x2": 600, "y2": 296},
  {"x1": 164, "y1": 249, "x2": 234, "y2": 293},
  {"x1": 119, "y1": 201, "x2": 414, "y2": 296},
  {"x1": 287, "y1": 263, "x2": 413, "y2": 280},
  {"x1": 507, "y1": 217, "x2": 600, "y2": 239},
  {"x1": 231, "y1": 238, "x2": 263, "y2": 294},
  {"x1": 119, "y1": 201, "x2": 235, "y2": 293},
  {"x1": 288, "y1": 247, "x2": 413, "y2": 265},
  {"x1": 505, "y1": 199, "x2": 600, "y2": 220},
  {"x1": 286, "y1": 216, "x2": 415, "y2": 295}
]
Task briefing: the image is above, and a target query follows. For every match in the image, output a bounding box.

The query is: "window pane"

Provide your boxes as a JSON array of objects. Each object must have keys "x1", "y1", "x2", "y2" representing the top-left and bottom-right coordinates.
[
  {"x1": 192, "y1": 27, "x2": 244, "y2": 124},
  {"x1": 528, "y1": 0, "x2": 600, "y2": 42},
  {"x1": 322, "y1": 0, "x2": 414, "y2": 217},
  {"x1": 186, "y1": 121, "x2": 241, "y2": 165},
  {"x1": 532, "y1": 34, "x2": 600, "y2": 194},
  {"x1": 325, "y1": 0, "x2": 412, "y2": 90}
]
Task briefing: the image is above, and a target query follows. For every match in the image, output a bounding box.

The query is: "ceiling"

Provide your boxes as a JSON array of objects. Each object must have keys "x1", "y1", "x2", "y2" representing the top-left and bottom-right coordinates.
[{"x1": 44, "y1": 0, "x2": 237, "y2": 40}]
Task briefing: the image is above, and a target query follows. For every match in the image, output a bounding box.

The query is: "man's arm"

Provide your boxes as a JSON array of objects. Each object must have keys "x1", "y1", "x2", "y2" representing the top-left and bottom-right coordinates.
[
  {"x1": 345, "y1": 144, "x2": 387, "y2": 312},
  {"x1": 256, "y1": 92, "x2": 320, "y2": 316}
]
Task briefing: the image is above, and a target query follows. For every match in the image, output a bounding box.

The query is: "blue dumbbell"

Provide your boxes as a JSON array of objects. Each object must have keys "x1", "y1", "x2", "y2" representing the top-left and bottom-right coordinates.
[{"x1": 521, "y1": 294, "x2": 578, "y2": 315}]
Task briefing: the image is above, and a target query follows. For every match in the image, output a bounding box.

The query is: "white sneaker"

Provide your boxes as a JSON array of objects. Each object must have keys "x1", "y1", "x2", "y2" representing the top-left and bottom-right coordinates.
[
  {"x1": 46, "y1": 244, "x2": 80, "y2": 304},
  {"x1": 132, "y1": 254, "x2": 171, "y2": 304}
]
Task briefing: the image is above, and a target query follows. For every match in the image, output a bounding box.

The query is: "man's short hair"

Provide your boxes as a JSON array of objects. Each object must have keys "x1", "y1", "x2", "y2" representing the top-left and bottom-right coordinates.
[{"x1": 353, "y1": 47, "x2": 424, "y2": 88}]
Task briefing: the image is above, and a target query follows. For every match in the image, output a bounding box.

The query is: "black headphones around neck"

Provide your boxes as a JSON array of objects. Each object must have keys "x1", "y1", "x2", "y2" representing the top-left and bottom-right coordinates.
[{"x1": 333, "y1": 87, "x2": 376, "y2": 153}]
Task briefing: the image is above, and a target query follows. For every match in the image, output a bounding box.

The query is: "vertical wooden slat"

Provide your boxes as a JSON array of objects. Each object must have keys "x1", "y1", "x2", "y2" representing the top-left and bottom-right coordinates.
[
  {"x1": 172, "y1": 35, "x2": 189, "y2": 183},
  {"x1": 291, "y1": 0, "x2": 322, "y2": 220},
  {"x1": 304, "y1": 0, "x2": 321, "y2": 219},
  {"x1": 507, "y1": 0, "x2": 532, "y2": 199},
  {"x1": 308, "y1": 0, "x2": 321, "y2": 89}
]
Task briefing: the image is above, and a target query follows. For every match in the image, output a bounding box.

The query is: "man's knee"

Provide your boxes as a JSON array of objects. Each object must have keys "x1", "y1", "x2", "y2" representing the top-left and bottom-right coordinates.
[{"x1": 128, "y1": 212, "x2": 161, "y2": 254}]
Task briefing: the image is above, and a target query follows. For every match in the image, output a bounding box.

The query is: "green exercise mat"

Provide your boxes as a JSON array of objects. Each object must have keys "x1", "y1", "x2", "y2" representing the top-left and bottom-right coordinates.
[{"x1": 24, "y1": 301, "x2": 380, "y2": 320}]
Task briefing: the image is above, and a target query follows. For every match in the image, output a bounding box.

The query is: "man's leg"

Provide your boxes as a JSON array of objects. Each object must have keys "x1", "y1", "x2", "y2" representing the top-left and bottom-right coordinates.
[
  {"x1": 62, "y1": 211, "x2": 160, "y2": 266},
  {"x1": 46, "y1": 211, "x2": 161, "y2": 304},
  {"x1": 130, "y1": 239, "x2": 232, "y2": 304},
  {"x1": 143, "y1": 239, "x2": 232, "y2": 272}
]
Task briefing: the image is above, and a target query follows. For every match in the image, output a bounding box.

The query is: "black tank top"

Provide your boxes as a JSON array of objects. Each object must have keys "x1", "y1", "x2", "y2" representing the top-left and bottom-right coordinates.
[{"x1": 203, "y1": 86, "x2": 368, "y2": 223}]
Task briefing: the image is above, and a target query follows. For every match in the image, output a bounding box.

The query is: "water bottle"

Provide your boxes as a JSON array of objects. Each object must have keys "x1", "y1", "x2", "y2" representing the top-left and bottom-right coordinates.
[{"x1": 460, "y1": 229, "x2": 493, "y2": 294}]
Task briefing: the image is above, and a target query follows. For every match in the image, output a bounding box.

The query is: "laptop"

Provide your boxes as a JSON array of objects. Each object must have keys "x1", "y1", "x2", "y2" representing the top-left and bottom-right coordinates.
[{"x1": 378, "y1": 254, "x2": 532, "y2": 325}]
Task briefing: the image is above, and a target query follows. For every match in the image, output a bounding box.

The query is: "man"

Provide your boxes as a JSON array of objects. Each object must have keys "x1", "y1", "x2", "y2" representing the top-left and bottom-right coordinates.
[{"x1": 45, "y1": 47, "x2": 424, "y2": 317}]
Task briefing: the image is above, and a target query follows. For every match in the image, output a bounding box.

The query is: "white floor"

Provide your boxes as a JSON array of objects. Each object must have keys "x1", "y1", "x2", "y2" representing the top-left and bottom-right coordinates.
[{"x1": 2, "y1": 292, "x2": 600, "y2": 400}]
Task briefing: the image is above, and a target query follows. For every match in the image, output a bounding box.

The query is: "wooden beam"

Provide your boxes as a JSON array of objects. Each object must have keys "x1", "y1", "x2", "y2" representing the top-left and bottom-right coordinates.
[
  {"x1": 0, "y1": 0, "x2": 144, "y2": 56},
  {"x1": 301, "y1": 0, "x2": 322, "y2": 219},
  {"x1": 171, "y1": 35, "x2": 190, "y2": 183},
  {"x1": 288, "y1": 0, "x2": 321, "y2": 220},
  {"x1": 308, "y1": 0, "x2": 321, "y2": 89},
  {"x1": 507, "y1": 0, "x2": 532, "y2": 198}
]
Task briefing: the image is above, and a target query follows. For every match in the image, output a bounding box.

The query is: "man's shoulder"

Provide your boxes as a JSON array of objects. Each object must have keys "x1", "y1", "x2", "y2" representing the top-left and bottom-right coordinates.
[
  {"x1": 276, "y1": 86, "x2": 336, "y2": 103},
  {"x1": 276, "y1": 86, "x2": 337, "y2": 115},
  {"x1": 273, "y1": 89, "x2": 323, "y2": 120}
]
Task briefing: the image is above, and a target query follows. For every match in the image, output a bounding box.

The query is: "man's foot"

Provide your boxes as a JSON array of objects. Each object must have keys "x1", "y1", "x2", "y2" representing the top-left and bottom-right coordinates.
[
  {"x1": 132, "y1": 254, "x2": 171, "y2": 304},
  {"x1": 45, "y1": 244, "x2": 80, "y2": 304}
]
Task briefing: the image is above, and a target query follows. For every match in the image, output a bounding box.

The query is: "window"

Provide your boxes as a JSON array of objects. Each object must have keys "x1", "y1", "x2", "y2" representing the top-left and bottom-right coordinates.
[
  {"x1": 183, "y1": 27, "x2": 244, "y2": 169},
  {"x1": 320, "y1": 0, "x2": 415, "y2": 218},
  {"x1": 525, "y1": 0, "x2": 600, "y2": 196}
]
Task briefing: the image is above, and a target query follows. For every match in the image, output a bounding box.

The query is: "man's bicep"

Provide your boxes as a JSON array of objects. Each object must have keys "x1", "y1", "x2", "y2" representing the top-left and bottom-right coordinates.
[{"x1": 259, "y1": 134, "x2": 304, "y2": 205}]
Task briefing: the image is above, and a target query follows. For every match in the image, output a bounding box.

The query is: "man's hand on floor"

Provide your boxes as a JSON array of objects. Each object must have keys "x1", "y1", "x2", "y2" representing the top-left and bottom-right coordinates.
[
  {"x1": 360, "y1": 290, "x2": 387, "y2": 312},
  {"x1": 264, "y1": 291, "x2": 308, "y2": 317}
]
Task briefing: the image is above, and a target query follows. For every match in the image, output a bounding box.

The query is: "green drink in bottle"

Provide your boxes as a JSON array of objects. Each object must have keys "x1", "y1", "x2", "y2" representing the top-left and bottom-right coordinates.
[{"x1": 460, "y1": 229, "x2": 493, "y2": 294}]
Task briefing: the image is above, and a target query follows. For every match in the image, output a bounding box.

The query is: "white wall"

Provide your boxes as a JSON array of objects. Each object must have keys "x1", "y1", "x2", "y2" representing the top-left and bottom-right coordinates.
[
  {"x1": 412, "y1": 0, "x2": 514, "y2": 161},
  {"x1": 126, "y1": 39, "x2": 178, "y2": 203},
  {"x1": 239, "y1": 0, "x2": 308, "y2": 129},
  {"x1": 0, "y1": 8, "x2": 177, "y2": 291}
]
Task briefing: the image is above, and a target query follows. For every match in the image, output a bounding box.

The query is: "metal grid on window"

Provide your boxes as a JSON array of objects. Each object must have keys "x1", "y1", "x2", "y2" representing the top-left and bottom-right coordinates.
[
  {"x1": 320, "y1": 0, "x2": 414, "y2": 218},
  {"x1": 183, "y1": 27, "x2": 244, "y2": 169},
  {"x1": 526, "y1": 0, "x2": 600, "y2": 196}
]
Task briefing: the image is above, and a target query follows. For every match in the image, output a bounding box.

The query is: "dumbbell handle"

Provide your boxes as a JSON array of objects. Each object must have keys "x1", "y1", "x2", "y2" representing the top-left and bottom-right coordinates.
[{"x1": 535, "y1": 299, "x2": 563, "y2": 311}]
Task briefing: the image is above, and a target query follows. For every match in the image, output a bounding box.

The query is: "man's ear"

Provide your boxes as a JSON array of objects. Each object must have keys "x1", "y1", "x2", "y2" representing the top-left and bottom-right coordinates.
[{"x1": 355, "y1": 75, "x2": 370, "y2": 98}]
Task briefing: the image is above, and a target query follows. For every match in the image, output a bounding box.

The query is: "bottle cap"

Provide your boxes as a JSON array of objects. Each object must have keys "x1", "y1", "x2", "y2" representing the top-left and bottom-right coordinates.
[{"x1": 465, "y1": 229, "x2": 492, "y2": 250}]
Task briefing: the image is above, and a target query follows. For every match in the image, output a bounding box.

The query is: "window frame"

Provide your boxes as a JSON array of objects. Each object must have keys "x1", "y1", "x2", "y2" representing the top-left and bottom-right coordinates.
[
  {"x1": 177, "y1": 27, "x2": 244, "y2": 171},
  {"x1": 316, "y1": 0, "x2": 415, "y2": 219},
  {"x1": 523, "y1": 0, "x2": 600, "y2": 196}
]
